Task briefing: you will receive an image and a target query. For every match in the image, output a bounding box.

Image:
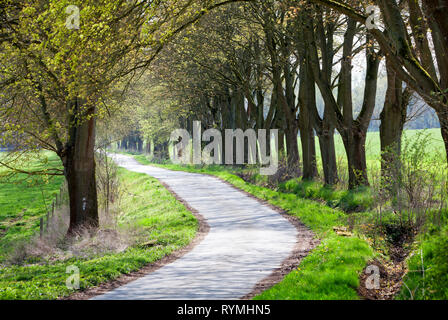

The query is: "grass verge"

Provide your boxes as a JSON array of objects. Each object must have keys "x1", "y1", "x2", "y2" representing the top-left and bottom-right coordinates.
[
  {"x1": 0, "y1": 167, "x2": 197, "y2": 300},
  {"x1": 396, "y1": 222, "x2": 448, "y2": 300},
  {"x1": 128, "y1": 153, "x2": 375, "y2": 300}
]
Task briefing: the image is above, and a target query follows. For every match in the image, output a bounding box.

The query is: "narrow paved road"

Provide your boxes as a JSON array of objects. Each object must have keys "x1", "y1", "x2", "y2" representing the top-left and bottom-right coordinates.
[{"x1": 93, "y1": 154, "x2": 298, "y2": 300}]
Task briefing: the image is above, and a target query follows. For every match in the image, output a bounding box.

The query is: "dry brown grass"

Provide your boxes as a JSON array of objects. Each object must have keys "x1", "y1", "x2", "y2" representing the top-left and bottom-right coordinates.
[{"x1": 6, "y1": 203, "x2": 138, "y2": 265}]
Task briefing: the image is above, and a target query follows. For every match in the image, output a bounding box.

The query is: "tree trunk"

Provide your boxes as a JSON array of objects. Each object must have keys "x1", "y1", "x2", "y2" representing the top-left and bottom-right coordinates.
[
  {"x1": 299, "y1": 61, "x2": 318, "y2": 180},
  {"x1": 137, "y1": 135, "x2": 143, "y2": 152},
  {"x1": 436, "y1": 109, "x2": 448, "y2": 162},
  {"x1": 129, "y1": 134, "x2": 137, "y2": 151},
  {"x1": 146, "y1": 139, "x2": 151, "y2": 154},
  {"x1": 64, "y1": 104, "x2": 99, "y2": 235},
  {"x1": 317, "y1": 126, "x2": 339, "y2": 185},
  {"x1": 278, "y1": 131, "x2": 285, "y2": 158},
  {"x1": 219, "y1": 90, "x2": 233, "y2": 164},
  {"x1": 269, "y1": 91, "x2": 284, "y2": 158},
  {"x1": 340, "y1": 32, "x2": 380, "y2": 190},
  {"x1": 285, "y1": 125, "x2": 300, "y2": 170},
  {"x1": 299, "y1": 116, "x2": 316, "y2": 180},
  {"x1": 154, "y1": 141, "x2": 169, "y2": 160},
  {"x1": 266, "y1": 27, "x2": 300, "y2": 171},
  {"x1": 380, "y1": 62, "x2": 409, "y2": 180},
  {"x1": 276, "y1": 77, "x2": 300, "y2": 169},
  {"x1": 343, "y1": 127, "x2": 369, "y2": 189},
  {"x1": 423, "y1": 0, "x2": 448, "y2": 60},
  {"x1": 300, "y1": 125, "x2": 317, "y2": 180},
  {"x1": 121, "y1": 137, "x2": 127, "y2": 150}
]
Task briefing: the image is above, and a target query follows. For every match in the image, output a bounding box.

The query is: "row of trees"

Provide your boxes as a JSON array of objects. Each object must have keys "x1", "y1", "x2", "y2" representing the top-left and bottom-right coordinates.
[
  {"x1": 122, "y1": 0, "x2": 445, "y2": 190},
  {"x1": 1, "y1": 0, "x2": 447, "y2": 233}
]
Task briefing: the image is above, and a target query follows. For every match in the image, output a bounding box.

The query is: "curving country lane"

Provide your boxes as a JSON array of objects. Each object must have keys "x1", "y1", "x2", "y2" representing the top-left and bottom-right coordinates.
[{"x1": 93, "y1": 153, "x2": 298, "y2": 300}]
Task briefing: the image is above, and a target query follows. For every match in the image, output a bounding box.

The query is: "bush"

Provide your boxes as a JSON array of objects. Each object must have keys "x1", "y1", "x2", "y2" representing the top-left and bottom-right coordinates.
[
  {"x1": 377, "y1": 131, "x2": 447, "y2": 231},
  {"x1": 423, "y1": 225, "x2": 448, "y2": 299}
]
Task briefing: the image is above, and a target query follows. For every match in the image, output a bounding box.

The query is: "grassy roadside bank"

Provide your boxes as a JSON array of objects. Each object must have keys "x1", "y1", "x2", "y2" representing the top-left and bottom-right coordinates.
[
  {"x1": 396, "y1": 223, "x2": 448, "y2": 300},
  {"x1": 128, "y1": 153, "x2": 375, "y2": 300},
  {"x1": 0, "y1": 161, "x2": 198, "y2": 299}
]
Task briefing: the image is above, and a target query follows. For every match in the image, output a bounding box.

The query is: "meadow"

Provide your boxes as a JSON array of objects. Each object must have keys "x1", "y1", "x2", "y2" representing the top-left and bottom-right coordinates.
[
  {"x1": 314, "y1": 128, "x2": 444, "y2": 162},
  {"x1": 300, "y1": 128, "x2": 445, "y2": 185},
  {"x1": 0, "y1": 153, "x2": 65, "y2": 262}
]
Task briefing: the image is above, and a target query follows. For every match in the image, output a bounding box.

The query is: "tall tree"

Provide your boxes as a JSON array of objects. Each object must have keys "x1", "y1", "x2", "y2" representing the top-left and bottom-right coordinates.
[
  {"x1": 306, "y1": 14, "x2": 382, "y2": 188},
  {"x1": 255, "y1": 1, "x2": 301, "y2": 170},
  {"x1": 380, "y1": 60, "x2": 411, "y2": 181},
  {"x1": 0, "y1": 0, "x2": 245, "y2": 234},
  {"x1": 306, "y1": 0, "x2": 448, "y2": 163},
  {"x1": 297, "y1": 6, "x2": 340, "y2": 185}
]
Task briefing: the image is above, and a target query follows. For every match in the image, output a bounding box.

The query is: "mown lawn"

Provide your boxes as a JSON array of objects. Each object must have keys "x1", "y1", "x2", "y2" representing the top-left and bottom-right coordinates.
[{"x1": 0, "y1": 165, "x2": 197, "y2": 300}]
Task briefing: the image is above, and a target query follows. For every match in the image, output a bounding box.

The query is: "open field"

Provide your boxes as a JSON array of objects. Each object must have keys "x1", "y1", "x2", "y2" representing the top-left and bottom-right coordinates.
[
  {"x1": 317, "y1": 128, "x2": 444, "y2": 179},
  {"x1": 0, "y1": 153, "x2": 65, "y2": 262},
  {"x1": 314, "y1": 128, "x2": 445, "y2": 163},
  {"x1": 165, "y1": 128, "x2": 445, "y2": 181}
]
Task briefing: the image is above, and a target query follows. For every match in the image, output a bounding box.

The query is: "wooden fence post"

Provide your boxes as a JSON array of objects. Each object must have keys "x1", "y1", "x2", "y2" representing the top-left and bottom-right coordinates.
[
  {"x1": 46, "y1": 211, "x2": 50, "y2": 231},
  {"x1": 40, "y1": 218, "x2": 43, "y2": 238}
]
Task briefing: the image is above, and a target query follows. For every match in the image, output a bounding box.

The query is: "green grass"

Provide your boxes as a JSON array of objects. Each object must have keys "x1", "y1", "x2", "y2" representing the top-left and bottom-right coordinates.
[
  {"x1": 128, "y1": 153, "x2": 375, "y2": 300},
  {"x1": 280, "y1": 128, "x2": 444, "y2": 186},
  {"x1": 312, "y1": 128, "x2": 445, "y2": 164},
  {"x1": 279, "y1": 179, "x2": 373, "y2": 212},
  {"x1": 255, "y1": 235, "x2": 373, "y2": 300},
  {"x1": 397, "y1": 217, "x2": 448, "y2": 300},
  {"x1": 0, "y1": 152, "x2": 65, "y2": 262},
  {"x1": 0, "y1": 167, "x2": 198, "y2": 300},
  {"x1": 115, "y1": 128, "x2": 446, "y2": 300}
]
